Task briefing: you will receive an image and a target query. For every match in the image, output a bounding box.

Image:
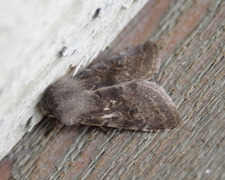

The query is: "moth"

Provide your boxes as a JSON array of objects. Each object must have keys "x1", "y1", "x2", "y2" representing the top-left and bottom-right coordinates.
[{"x1": 39, "y1": 41, "x2": 180, "y2": 131}]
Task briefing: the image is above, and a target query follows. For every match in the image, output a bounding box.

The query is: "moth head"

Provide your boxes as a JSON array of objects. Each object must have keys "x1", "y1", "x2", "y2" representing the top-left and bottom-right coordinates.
[
  {"x1": 39, "y1": 78, "x2": 92, "y2": 125},
  {"x1": 39, "y1": 85, "x2": 61, "y2": 120}
]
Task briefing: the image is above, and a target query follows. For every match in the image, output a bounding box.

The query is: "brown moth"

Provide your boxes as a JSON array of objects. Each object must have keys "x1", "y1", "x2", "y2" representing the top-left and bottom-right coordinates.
[{"x1": 39, "y1": 41, "x2": 180, "y2": 131}]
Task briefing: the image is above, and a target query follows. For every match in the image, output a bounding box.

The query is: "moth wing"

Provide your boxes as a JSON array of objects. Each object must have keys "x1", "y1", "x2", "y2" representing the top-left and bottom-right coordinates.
[
  {"x1": 75, "y1": 41, "x2": 160, "y2": 90},
  {"x1": 78, "y1": 80, "x2": 180, "y2": 131}
]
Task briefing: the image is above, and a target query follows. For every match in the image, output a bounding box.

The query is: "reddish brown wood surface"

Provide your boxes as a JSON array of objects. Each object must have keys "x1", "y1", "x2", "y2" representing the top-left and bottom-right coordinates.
[{"x1": 1, "y1": 0, "x2": 225, "y2": 179}]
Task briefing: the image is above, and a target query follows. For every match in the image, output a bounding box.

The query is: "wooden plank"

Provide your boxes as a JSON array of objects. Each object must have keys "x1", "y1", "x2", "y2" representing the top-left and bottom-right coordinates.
[{"x1": 1, "y1": 0, "x2": 225, "y2": 179}]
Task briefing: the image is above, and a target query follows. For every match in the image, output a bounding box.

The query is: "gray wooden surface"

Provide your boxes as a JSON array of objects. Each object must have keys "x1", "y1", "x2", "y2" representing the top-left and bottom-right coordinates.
[{"x1": 1, "y1": 0, "x2": 225, "y2": 179}]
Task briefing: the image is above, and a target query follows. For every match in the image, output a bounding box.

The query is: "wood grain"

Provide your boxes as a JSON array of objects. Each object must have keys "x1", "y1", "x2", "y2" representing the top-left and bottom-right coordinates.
[{"x1": 1, "y1": 0, "x2": 225, "y2": 179}]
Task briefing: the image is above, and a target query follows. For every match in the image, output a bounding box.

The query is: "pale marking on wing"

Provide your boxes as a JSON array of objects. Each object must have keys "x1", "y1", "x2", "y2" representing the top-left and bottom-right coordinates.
[
  {"x1": 102, "y1": 113, "x2": 118, "y2": 119},
  {"x1": 110, "y1": 100, "x2": 116, "y2": 104}
]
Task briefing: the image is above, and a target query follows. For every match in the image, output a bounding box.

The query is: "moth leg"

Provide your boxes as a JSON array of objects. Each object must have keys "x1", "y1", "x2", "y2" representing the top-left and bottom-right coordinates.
[{"x1": 98, "y1": 126, "x2": 108, "y2": 134}]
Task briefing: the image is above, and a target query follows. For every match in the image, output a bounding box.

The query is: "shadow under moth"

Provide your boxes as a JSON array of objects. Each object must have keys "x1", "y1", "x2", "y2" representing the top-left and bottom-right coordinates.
[{"x1": 39, "y1": 41, "x2": 180, "y2": 132}]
